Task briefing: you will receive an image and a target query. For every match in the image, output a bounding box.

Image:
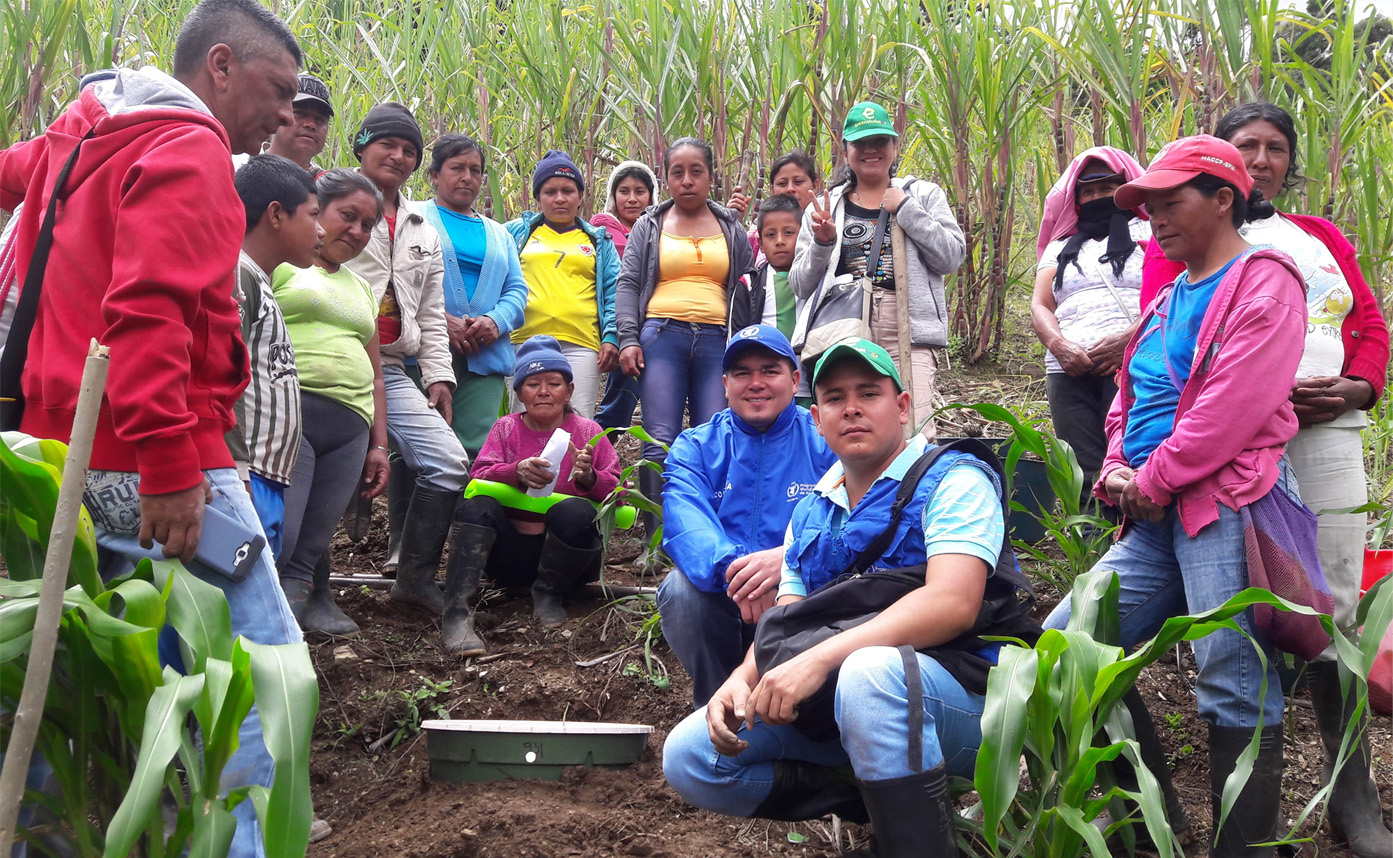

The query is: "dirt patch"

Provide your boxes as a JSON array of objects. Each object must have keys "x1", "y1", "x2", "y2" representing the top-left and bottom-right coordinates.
[{"x1": 306, "y1": 404, "x2": 1389, "y2": 857}]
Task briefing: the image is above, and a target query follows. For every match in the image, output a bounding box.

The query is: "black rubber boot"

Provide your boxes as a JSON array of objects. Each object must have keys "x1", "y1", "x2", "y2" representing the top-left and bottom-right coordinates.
[
  {"x1": 1095, "y1": 688, "x2": 1193, "y2": 848},
  {"x1": 388, "y1": 485, "x2": 454, "y2": 615},
  {"x1": 381, "y1": 460, "x2": 414, "y2": 578},
  {"x1": 1208, "y1": 724, "x2": 1284, "y2": 858},
  {"x1": 280, "y1": 577, "x2": 312, "y2": 625},
  {"x1": 637, "y1": 463, "x2": 664, "y2": 553},
  {"x1": 442, "y1": 522, "x2": 492, "y2": 655},
  {"x1": 301, "y1": 552, "x2": 360, "y2": 638},
  {"x1": 750, "y1": 761, "x2": 869, "y2": 824},
  {"x1": 1308, "y1": 661, "x2": 1393, "y2": 858},
  {"x1": 856, "y1": 763, "x2": 957, "y2": 858},
  {"x1": 531, "y1": 530, "x2": 600, "y2": 627}
]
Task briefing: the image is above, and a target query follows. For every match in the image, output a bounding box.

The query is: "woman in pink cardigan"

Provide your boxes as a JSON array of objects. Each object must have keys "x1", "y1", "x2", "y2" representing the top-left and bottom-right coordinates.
[
  {"x1": 1046, "y1": 136, "x2": 1310, "y2": 858},
  {"x1": 443, "y1": 336, "x2": 620, "y2": 654},
  {"x1": 1141, "y1": 103, "x2": 1391, "y2": 858}
]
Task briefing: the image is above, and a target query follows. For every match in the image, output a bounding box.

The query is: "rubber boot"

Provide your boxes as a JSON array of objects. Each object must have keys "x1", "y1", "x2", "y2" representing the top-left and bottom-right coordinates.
[
  {"x1": 1308, "y1": 661, "x2": 1393, "y2": 858},
  {"x1": 750, "y1": 761, "x2": 869, "y2": 825},
  {"x1": 388, "y1": 485, "x2": 454, "y2": 615},
  {"x1": 1094, "y1": 688, "x2": 1193, "y2": 848},
  {"x1": 442, "y1": 522, "x2": 492, "y2": 655},
  {"x1": 301, "y1": 551, "x2": 360, "y2": 638},
  {"x1": 637, "y1": 463, "x2": 664, "y2": 556},
  {"x1": 381, "y1": 460, "x2": 413, "y2": 578},
  {"x1": 1208, "y1": 724, "x2": 1284, "y2": 858},
  {"x1": 531, "y1": 531, "x2": 600, "y2": 627},
  {"x1": 280, "y1": 577, "x2": 313, "y2": 626},
  {"x1": 856, "y1": 763, "x2": 957, "y2": 858}
]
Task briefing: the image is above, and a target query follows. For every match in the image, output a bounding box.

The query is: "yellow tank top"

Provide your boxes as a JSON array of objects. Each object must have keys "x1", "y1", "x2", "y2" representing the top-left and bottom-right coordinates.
[{"x1": 646, "y1": 232, "x2": 730, "y2": 325}]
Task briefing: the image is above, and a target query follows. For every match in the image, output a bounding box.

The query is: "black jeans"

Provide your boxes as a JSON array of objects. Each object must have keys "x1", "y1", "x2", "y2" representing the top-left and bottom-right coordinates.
[
  {"x1": 455, "y1": 494, "x2": 601, "y2": 588},
  {"x1": 1045, "y1": 372, "x2": 1119, "y2": 515}
]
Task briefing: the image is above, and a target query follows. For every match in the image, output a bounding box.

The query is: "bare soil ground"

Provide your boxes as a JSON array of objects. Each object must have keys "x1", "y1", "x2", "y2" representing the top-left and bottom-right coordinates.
[{"x1": 307, "y1": 360, "x2": 1391, "y2": 858}]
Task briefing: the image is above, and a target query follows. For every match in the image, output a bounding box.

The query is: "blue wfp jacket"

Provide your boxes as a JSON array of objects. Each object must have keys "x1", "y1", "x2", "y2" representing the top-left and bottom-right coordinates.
[
  {"x1": 663, "y1": 402, "x2": 837, "y2": 593},
  {"x1": 504, "y1": 211, "x2": 621, "y2": 347}
]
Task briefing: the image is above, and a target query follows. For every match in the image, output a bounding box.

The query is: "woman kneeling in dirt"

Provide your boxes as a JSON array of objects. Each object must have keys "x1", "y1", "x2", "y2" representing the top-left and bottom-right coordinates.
[
  {"x1": 444, "y1": 336, "x2": 621, "y2": 654},
  {"x1": 1045, "y1": 136, "x2": 1310, "y2": 858}
]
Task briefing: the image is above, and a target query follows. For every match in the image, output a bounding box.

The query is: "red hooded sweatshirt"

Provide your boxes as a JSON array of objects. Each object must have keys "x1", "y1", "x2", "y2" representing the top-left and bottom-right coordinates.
[{"x1": 0, "y1": 69, "x2": 247, "y2": 495}]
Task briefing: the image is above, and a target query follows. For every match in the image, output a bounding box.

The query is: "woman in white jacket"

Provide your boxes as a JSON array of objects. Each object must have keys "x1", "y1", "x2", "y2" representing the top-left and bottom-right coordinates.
[{"x1": 789, "y1": 101, "x2": 965, "y2": 438}]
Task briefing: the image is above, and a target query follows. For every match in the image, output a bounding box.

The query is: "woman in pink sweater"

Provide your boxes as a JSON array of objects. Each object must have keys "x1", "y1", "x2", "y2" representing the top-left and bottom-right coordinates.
[
  {"x1": 1046, "y1": 136, "x2": 1311, "y2": 858},
  {"x1": 443, "y1": 336, "x2": 620, "y2": 654},
  {"x1": 1141, "y1": 103, "x2": 1390, "y2": 858}
]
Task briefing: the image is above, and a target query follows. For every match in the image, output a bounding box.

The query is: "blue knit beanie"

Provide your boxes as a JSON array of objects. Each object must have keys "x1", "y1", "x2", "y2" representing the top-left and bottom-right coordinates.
[
  {"x1": 532, "y1": 149, "x2": 584, "y2": 198},
  {"x1": 513, "y1": 336, "x2": 574, "y2": 390}
]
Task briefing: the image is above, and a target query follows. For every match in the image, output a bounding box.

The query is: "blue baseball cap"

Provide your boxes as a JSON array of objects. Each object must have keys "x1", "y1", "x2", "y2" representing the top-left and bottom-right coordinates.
[{"x1": 723, "y1": 324, "x2": 798, "y2": 372}]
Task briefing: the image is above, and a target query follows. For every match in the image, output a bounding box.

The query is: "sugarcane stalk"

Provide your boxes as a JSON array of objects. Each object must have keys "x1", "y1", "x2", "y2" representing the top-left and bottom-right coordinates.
[{"x1": 0, "y1": 339, "x2": 109, "y2": 851}]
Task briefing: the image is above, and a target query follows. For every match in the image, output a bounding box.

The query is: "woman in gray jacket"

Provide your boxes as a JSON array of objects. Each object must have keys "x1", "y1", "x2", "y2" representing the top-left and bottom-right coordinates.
[
  {"x1": 790, "y1": 101, "x2": 965, "y2": 439},
  {"x1": 615, "y1": 137, "x2": 756, "y2": 529}
]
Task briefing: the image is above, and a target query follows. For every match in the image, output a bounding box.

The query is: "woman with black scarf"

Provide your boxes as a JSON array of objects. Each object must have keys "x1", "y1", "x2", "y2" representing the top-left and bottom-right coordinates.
[{"x1": 1031, "y1": 148, "x2": 1149, "y2": 511}]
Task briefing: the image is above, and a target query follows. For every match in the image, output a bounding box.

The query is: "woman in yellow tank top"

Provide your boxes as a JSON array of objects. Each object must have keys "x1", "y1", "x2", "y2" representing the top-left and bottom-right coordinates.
[{"x1": 614, "y1": 138, "x2": 756, "y2": 527}]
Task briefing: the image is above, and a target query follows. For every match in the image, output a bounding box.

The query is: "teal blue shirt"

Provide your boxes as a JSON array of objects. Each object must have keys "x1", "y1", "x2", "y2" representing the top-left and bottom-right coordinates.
[
  {"x1": 436, "y1": 206, "x2": 487, "y2": 310},
  {"x1": 1123, "y1": 254, "x2": 1240, "y2": 467}
]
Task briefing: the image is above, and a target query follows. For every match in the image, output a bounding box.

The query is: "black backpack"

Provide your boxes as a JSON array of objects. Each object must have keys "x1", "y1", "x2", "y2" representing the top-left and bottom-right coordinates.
[{"x1": 751, "y1": 438, "x2": 1042, "y2": 746}]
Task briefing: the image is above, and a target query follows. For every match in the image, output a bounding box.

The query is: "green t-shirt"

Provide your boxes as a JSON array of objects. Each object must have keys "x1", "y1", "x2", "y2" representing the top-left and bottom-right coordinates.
[
  {"x1": 772, "y1": 269, "x2": 796, "y2": 340},
  {"x1": 272, "y1": 263, "x2": 379, "y2": 426}
]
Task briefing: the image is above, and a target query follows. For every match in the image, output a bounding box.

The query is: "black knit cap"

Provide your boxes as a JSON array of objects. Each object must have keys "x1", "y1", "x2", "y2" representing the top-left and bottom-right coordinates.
[{"x1": 353, "y1": 102, "x2": 424, "y2": 172}]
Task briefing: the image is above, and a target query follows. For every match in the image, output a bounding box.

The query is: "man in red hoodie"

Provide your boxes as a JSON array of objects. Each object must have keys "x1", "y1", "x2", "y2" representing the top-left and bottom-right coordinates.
[{"x1": 0, "y1": 2, "x2": 302, "y2": 856}]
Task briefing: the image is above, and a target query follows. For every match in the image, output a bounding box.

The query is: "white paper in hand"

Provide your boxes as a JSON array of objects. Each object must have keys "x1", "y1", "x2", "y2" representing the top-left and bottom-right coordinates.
[{"x1": 526, "y1": 427, "x2": 572, "y2": 497}]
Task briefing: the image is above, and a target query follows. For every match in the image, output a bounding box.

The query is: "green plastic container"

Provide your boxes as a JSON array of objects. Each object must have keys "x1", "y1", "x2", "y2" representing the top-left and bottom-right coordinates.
[
  {"x1": 423, "y1": 719, "x2": 654, "y2": 783},
  {"x1": 937, "y1": 437, "x2": 1053, "y2": 544}
]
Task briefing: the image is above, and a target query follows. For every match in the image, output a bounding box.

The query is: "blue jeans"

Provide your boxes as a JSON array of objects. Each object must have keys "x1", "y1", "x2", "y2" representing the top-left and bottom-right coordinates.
[
  {"x1": 657, "y1": 570, "x2": 755, "y2": 709},
  {"x1": 596, "y1": 369, "x2": 640, "y2": 433},
  {"x1": 82, "y1": 467, "x2": 302, "y2": 858},
  {"x1": 383, "y1": 363, "x2": 470, "y2": 492},
  {"x1": 1044, "y1": 470, "x2": 1295, "y2": 729},
  {"x1": 247, "y1": 472, "x2": 286, "y2": 559},
  {"x1": 637, "y1": 319, "x2": 727, "y2": 462},
  {"x1": 662, "y1": 647, "x2": 986, "y2": 816}
]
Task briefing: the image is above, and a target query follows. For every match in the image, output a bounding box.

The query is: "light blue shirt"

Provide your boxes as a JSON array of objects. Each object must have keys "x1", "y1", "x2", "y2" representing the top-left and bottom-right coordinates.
[{"x1": 777, "y1": 437, "x2": 1004, "y2": 599}]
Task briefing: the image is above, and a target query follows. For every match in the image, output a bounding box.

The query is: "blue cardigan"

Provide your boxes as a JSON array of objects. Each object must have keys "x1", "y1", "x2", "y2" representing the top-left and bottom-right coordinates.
[
  {"x1": 503, "y1": 211, "x2": 621, "y2": 348},
  {"x1": 420, "y1": 201, "x2": 529, "y2": 377}
]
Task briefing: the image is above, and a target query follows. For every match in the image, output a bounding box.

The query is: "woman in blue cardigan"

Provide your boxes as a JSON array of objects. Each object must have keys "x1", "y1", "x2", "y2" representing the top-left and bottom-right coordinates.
[{"x1": 420, "y1": 133, "x2": 530, "y2": 457}]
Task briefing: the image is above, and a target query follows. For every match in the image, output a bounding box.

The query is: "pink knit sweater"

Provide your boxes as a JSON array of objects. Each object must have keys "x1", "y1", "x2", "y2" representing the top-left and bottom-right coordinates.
[{"x1": 471, "y1": 412, "x2": 621, "y2": 502}]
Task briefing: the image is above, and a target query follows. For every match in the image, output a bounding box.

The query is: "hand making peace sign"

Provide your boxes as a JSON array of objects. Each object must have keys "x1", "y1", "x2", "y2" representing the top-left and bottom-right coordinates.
[{"x1": 809, "y1": 189, "x2": 836, "y2": 244}]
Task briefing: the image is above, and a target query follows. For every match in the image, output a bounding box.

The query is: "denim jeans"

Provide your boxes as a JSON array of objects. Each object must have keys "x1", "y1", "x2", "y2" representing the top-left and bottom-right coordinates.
[
  {"x1": 596, "y1": 368, "x2": 640, "y2": 433},
  {"x1": 1043, "y1": 468, "x2": 1295, "y2": 729},
  {"x1": 637, "y1": 319, "x2": 727, "y2": 462},
  {"x1": 662, "y1": 647, "x2": 986, "y2": 816},
  {"x1": 81, "y1": 466, "x2": 302, "y2": 858},
  {"x1": 383, "y1": 363, "x2": 470, "y2": 493},
  {"x1": 657, "y1": 570, "x2": 755, "y2": 709}
]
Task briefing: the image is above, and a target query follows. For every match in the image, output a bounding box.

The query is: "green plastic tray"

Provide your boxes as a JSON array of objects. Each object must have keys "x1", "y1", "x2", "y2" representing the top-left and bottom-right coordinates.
[{"x1": 423, "y1": 719, "x2": 654, "y2": 783}]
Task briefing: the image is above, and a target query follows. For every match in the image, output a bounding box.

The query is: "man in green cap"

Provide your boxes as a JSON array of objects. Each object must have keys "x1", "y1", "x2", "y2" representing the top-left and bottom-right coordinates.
[{"x1": 663, "y1": 337, "x2": 1024, "y2": 857}]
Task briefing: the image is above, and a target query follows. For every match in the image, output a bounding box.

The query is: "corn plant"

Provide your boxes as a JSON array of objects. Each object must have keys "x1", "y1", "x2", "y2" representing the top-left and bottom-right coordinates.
[
  {"x1": 0, "y1": 432, "x2": 317, "y2": 858},
  {"x1": 591, "y1": 425, "x2": 669, "y2": 577},
  {"x1": 967, "y1": 565, "x2": 1393, "y2": 858},
  {"x1": 939, "y1": 403, "x2": 1116, "y2": 593}
]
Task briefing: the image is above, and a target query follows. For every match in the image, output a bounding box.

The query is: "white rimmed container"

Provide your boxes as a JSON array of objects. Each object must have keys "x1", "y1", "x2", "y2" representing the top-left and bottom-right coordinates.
[{"x1": 422, "y1": 719, "x2": 655, "y2": 783}]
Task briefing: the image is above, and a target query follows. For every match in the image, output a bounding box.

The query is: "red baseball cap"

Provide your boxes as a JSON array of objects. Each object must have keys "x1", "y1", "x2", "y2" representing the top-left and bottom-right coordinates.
[{"x1": 1113, "y1": 135, "x2": 1254, "y2": 210}]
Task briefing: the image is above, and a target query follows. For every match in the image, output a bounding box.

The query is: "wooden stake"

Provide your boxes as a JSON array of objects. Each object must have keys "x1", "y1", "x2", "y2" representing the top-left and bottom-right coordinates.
[
  {"x1": 0, "y1": 340, "x2": 109, "y2": 851},
  {"x1": 891, "y1": 221, "x2": 916, "y2": 439}
]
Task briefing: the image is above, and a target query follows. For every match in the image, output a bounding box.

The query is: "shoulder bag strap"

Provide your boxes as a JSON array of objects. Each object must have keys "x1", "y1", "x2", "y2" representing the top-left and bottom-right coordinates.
[
  {"x1": 841, "y1": 442, "x2": 952, "y2": 577},
  {"x1": 865, "y1": 206, "x2": 891, "y2": 286},
  {"x1": 0, "y1": 129, "x2": 96, "y2": 430}
]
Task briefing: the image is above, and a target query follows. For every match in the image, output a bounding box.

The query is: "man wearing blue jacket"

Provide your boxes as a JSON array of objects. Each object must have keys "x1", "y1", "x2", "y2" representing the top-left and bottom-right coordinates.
[{"x1": 659, "y1": 325, "x2": 837, "y2": 708}]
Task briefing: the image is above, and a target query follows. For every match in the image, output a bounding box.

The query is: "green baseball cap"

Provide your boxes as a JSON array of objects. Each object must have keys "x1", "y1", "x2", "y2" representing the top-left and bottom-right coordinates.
[
  {"x1": 842, "y1": 101, "x2": 899, "y2": 142},
  {"x1": 812, "y1": 338, "x2": 904, "y2": 392}
]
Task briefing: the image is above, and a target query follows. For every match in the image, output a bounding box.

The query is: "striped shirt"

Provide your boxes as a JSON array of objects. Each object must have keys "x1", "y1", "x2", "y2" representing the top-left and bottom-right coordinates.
[{"x1": 227, "y1": 251, "x2": 302, "y2": 485}]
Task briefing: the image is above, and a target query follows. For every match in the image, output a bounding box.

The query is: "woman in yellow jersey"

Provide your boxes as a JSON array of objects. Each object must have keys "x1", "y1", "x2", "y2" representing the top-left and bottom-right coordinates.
[
  {"x1": 505, "y1": 150, "x2": 621, "y2": 418},
  {"x1": 615, "y1": 137, "x2": 757, "y2": 521}
]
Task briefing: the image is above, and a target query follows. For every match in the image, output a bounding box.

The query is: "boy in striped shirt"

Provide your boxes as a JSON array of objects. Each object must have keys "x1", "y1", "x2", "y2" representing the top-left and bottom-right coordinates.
[{"x1": 229, "y1": 154, "x2": 324, "y2": 556}]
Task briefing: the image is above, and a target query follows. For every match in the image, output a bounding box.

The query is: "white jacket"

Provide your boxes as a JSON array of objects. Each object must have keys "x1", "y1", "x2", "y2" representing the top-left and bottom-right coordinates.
[{"x1": 345, "y1": 187, "x2": 455, "y2": 388}]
